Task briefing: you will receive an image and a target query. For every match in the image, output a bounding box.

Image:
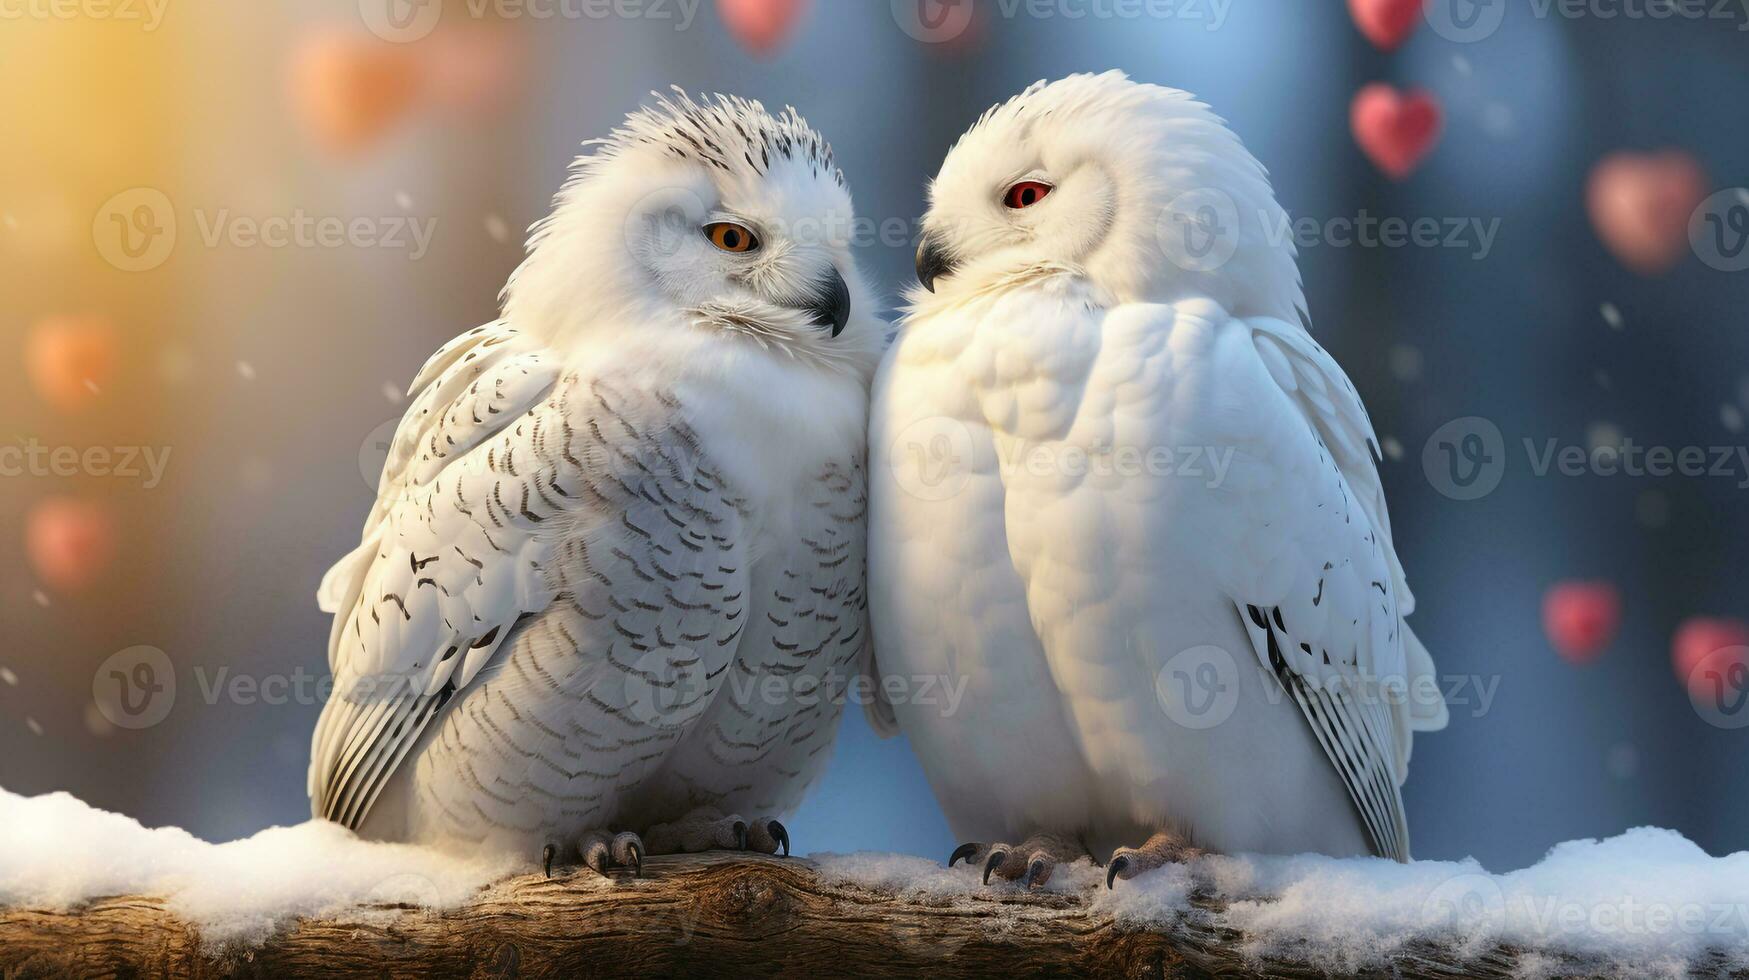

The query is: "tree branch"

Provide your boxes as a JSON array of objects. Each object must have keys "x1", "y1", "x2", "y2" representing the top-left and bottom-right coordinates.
[{"x1": 0, "y1": 852, "x2": 1637, "y2": 978}]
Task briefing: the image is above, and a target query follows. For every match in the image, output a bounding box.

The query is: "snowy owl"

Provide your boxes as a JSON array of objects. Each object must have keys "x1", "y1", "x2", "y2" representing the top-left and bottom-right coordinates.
[
  {"x1": 309, "y1": 90, "x2": 882, "y2": 875},
  {"x1": 867, "y1": 72, "x2": 1448, "y2": 888}
]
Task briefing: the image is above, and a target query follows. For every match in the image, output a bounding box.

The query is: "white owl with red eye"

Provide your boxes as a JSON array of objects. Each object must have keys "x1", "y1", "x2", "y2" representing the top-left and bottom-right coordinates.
[{"x1": 869, "y1": 72, "x2": 1448, "y2": 889}]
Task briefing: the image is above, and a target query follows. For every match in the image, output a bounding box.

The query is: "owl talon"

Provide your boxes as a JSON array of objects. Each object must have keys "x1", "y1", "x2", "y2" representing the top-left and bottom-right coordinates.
[
  {"x1": 981, "y1": 848, "x2": 1008, "y2": 885},
  {"x1": 948, "y1": 842, "x2": 980, "y2": 867},
  {"x1": 768, "y1": 819, "x2": 789, "y2": 857},
  {"x1": 1106, "y1": 830, "x2": 1204, "y2": 889},
  {"x1": 1105, "y1": 855, "x2": 1128, "y2": 890},
  {"x1": 542, "y1": 843, "x2": 556, "y2": 879},
  {"x1": 733, "y1": 820, "x2": 748, "y2": 851}
]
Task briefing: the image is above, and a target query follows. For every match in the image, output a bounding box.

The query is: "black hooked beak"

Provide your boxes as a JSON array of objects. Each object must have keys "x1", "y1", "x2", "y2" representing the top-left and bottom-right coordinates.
[
  {"x1": 803, "y1": 267, "x2": 851, "y2": 338},
  {"x1": 915, "y1": 231, "x2": 958, "y2": 293}
]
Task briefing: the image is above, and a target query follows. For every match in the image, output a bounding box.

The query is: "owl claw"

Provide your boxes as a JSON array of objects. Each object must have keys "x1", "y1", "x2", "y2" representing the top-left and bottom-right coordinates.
[
  {"x1": 1105, "y1": 855, "x2": 1128, "y2": 890},
  {"x1": 768, "y1": 819, "x2": 789, "y2": 857},
  {"x1": 542, "y1": 843, "x2": 556, "y2": 879},
  {"x1": 981, "y1": 848, "x2": 1008, "y2": 885},
  {"x1": 733, "y1": 820, "x2": 748, "y2": 851},
  {"x1": 627, "y1": 839, "x2": 644, "y2": 877},
  {"x1": 1106, "y1": 830, "x2": 1204, "y2": 889},
  {"x1": 948, "y1": 842, "x2": 980, "y2": 867}
]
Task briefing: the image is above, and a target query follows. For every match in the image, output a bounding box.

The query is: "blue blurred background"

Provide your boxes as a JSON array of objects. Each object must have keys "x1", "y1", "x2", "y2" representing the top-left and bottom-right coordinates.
[{"x1": 3, "y1": 0, "x2": 1748, "y2": 873}]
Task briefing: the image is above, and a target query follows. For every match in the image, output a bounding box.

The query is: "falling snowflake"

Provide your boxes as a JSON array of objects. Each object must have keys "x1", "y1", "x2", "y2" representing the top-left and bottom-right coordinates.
[
  {"x1": 1388, "y1": 344, "x2": 1423, "y2": 383},
  {"x1": 159, "y1": 346, "x2": 195, "y2": 385},
  {"x1": 237, "y1": 360, "x2": 257, "y2": 381},
  {"x1": 1723, "y1": 404, "x2": 1744, "y2": 434},
  {"x1": 1600, "y1": 302, "x2": 1624, "y2": 331},
  {"x1": 1482, "y1": 103, "x2": 1514, "y2": 139},
  {"x1": 25, "y1": 717, "x2": 43, "y2": 736},
  {"x1": 485, "y1": 213, "x2": 511, "y2": 244},
  {"x1": 1381, "y1": 436, "x2": 1403, "y2": 461},
  {"x1": 84, "y1": 703, "x2": 115, "y2": 737},
  {"x1": 395, "y1": 190, "x2": 413, "y2": 210},
  {"x1": 1587, "y1": 421, "x2": 1624, "y2": 452},
  {"x1": 0, "y1": 667, "x2": 16, "y2": 686},
  {"x1": 1606, "y1": 742, "x2": 1638, "y2": 780},
  {"x1": 1637, "y1": 489, "x2": 1670, "y2": 529},
  {"x1": 382, "y1": 381, "x2": 404, "y2": 405}
]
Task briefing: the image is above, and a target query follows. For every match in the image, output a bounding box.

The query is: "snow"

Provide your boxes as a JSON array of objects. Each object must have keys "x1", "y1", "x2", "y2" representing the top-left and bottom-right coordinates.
[
  {"x1": 817, "y1": 828, "x2": 1749, "y2": 976},
  {"x1": 0, "y1": 788, "x2": 516, "y2": 947},
  {"x1": 5, "y1": 785, "x2": 1745, "y2": 974}
]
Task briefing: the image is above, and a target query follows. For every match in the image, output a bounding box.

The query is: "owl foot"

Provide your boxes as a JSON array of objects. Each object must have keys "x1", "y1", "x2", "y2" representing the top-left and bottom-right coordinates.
[
  {"x1": 1105, "y1": 830, "x2": 1203, "y2": 889},
  {"x1": 543, "y1": 829, "x2": 643, "y2": 878},
  {"x1": 643, "y1": 806, "x2": 789, "y2": 856},
  {"x1": 948, "y1": 832, "x2": 1085, "y2": 891}
]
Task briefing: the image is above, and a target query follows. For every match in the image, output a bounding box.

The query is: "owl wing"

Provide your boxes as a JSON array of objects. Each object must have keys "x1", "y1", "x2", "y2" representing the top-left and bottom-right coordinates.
[
  {"x1": 1144, "y1": 301, "x2": 1446, "y2": 861},
  {"x1": 308, "y1": 321, "x2": 752, "y2": 830}
]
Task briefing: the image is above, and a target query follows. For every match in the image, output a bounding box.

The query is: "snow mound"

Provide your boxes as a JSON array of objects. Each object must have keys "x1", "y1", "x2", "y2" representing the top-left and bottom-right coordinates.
[
  {"x1": 819, "y1": 829, "x2": 1749, "y2": 976},
  {"x1": 0, "y1": 788, "x2": 517, "y2": 947},
  {"x1": 5, "y1": 786, "x2": 1745, "y2": 974}
]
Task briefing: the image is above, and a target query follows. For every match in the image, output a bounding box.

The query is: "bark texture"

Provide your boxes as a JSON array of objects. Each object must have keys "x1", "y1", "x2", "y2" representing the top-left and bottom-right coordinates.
[{"x1": 0, "y1": 852, "x2": 1706, "y2": 978}]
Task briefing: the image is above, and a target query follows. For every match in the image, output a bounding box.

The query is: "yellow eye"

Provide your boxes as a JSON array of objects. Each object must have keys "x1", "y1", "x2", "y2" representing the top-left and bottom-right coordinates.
[{"x1": 704, "y1": 222, "x2": 760, "y2": 253}]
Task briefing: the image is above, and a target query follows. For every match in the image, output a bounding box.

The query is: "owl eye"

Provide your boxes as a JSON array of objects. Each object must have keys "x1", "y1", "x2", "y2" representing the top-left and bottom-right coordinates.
[
  {"x1": 704, "y1": 222, "x2": 760, "y2": 253},
  {"x1": 1002, "y1": 180, "x2": 1053, "y2": 209}
]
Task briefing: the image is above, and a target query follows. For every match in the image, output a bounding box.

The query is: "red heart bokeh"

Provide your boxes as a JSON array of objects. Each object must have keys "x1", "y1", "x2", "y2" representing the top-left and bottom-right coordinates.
[
  {"x1": 1542, "y1": 581, "x2": 1622, "y2": 665},
  {"x1": 26, "y1": 497, "x2": 117, "y2": 594},
  {"x1": 26, "y1": 315, "x2": 116, "y2": 414},
  {"x1": 718, "y1": 0, "x2": 808, "y2": 57},
  {"x1": 1351, "y1": 84, "x2": 1442, "y2": 180},
  {"x1": 1349, "y1": 0, "x2": 1424, "y2": 51},
  {"x1": 1586, "y1": 150, "x2": 1708, "y2": 276},
  {"x1": 1671, "y1": 617, "x2": 1749, "y2": 703},
  {"x1": 288, "y1": 29, "x2": 422, "y2": 156}
]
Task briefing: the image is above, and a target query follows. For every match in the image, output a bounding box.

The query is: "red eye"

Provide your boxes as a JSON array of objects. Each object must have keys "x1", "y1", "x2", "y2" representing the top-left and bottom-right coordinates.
[{"x1": 1003, "y1": 180, "x2": 1053, "y2": 209}]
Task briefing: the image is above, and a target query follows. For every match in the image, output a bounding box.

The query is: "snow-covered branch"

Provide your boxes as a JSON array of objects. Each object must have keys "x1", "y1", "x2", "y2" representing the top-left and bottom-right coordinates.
[
  {"x1": 0, "y1": 851, "x2": 1566, "y2": 979},
  {"x1": 4, "y1": 790, "x2": 1746, "y2": 978}
]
